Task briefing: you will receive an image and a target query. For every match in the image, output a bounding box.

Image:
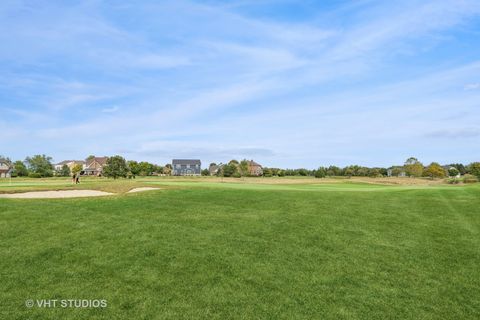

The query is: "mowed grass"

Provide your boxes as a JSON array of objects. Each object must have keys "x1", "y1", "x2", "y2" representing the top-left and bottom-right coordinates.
[{"x1": 0, "y1": 180, "x2": 479, "y2": 319}]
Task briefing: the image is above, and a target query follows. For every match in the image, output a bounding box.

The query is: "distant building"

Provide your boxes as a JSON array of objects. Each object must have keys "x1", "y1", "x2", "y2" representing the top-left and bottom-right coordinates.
[
  {"x1": 54, "y1": 160, "x2": 85, "y2": 172},
  {"x1": 247, "y1": 160, "x2": 263, "y2": 176},
  {"x1": 209, "y1": 163, "x2": 221, "y2": 176},
  {"x1": 172, "y1": 159, "x2": 201, "y2": 176},
  {"x1": 83, "y1": 157, "x2": 108, "y2": 176},
  {"x1": 0, "y1": 158, "x2": 12, "y2": 178}
]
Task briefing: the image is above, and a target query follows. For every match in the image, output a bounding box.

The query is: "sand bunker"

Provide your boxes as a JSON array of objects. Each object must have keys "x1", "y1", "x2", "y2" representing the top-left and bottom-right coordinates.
[
  {"x1": 0, "y1": 190, "x2": 114, "y2": 199},
  {"x1": 127, "y1": 187, "x2": 161, "y2": 193}
]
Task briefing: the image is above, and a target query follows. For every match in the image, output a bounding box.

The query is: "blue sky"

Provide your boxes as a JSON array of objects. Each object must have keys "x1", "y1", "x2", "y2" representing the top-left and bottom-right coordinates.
[{"x1": 1, "y1": 0, "x2": 480, "y2": 168}]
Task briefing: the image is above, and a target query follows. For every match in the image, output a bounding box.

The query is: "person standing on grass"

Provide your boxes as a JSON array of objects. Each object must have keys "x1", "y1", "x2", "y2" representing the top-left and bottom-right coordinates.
[
  {"x1": 72, "y1": 173, "x2": 76, "y2": 184},
  {"x1": 75, "y1": 173, "x2": 80, "y2": 184}
]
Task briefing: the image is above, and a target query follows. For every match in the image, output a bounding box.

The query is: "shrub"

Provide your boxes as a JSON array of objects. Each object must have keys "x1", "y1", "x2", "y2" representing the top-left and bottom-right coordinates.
[
  {"x1": 232, "y1": 172, "x2": 242, "y2": 178},
  {"x1": 446, "y1": 178, "x2": 461, "y2": 184},
  {"x1": 463, "y1": 174, "x2": 478, "y2": 183},
  {"x1": 28, "y1": 172, "x2": 42, "y2": 178}
]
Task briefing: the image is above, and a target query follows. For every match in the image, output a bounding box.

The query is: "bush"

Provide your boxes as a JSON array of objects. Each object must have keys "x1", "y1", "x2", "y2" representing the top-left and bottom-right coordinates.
[
  {"x1": 28, "y1": 172, "x2": 42, "y2": 178},
  {"x1": 232, "y1": 172, "x2": 242, "y2": 178},
  {"x1": 463, "y1": 174, "x2": 478, "y2": 183},
  {"x1": 446, "y1": 178, "x2": 461, "y2": 184}
]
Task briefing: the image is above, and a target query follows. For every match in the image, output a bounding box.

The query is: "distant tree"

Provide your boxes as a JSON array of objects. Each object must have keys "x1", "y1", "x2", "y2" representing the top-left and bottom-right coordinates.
[
  {"x1": 228, "y1": 159, "x2": 239, "y2": 166},
  {"x1": 368, "y1": 168, "x2": 381, "y2": 177},
  {"x1": 25, "y1": 154, "x2": 53, "y2": 177},
  {"x1": 13, "y1": 160, "x2": 28, "y2": 177},
  {"x1": 59, "y1": 164, "x2": 71, "y2": 177},
  {"x1": 448, "y1": 163, "x2": 466, "y2": 175},
  {"x1": 137, "y1": 162, "x2": 153, "y2": 176},
  {"x1": 277, "y1": 169, "x2": 285, "y2": 177},
  {"x1": 298, "y1": 168, "x2": 308, "y2": 176},
  {"x1": 423, "y1": 162, "x2": 446, "y2": 179},
  {"x1": 103, "y1": 155, "x2": 129, "y2": 179},
  {"x1": 468, "y1": 162, "x2": 480, "y2": 179},
  {"x1": 128, "y1": 160, "x2": 141, "y2": 177},
  {"x1": 71, "y1": 164, "x2": 83, "y2": 176},
  {"x1": 201, "y1": 169, "x2": 210, "y2": 176},
  {"x1": 222, "y1": 163, "x2": 237, "y2": 177},
  {"x1": 263, "y1": 168, "x2": 273, "y2": 177},
  {"x1": 448, "y1": 167, "x2": 460, "y2": 177},
  {"x1": 86, "y1": 155, "x2": 95, "y2": 162},
  {"x1": 378, "y1": 168, "x2": 388, "y2": 176},
  {"x1": 326, "y1": 165, "x2": 341, "y2": 176},
  {"x1": 163, "y1": 164, "x2": 172, "y2": 176},
  {"x1": 315, "y1": 167, "x2": 327, "y2": 178},
  {"x1": 404, "y1": 157, "x2": 423, "y2": 177},
  {"x1": 239, "y1": 159, "x2": 249, "y2": 176}
]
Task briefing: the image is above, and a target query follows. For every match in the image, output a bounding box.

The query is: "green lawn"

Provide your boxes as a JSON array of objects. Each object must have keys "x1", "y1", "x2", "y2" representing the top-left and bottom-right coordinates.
[{"x1": 0, "y1": 180, "x2": 479, "y2": 319}]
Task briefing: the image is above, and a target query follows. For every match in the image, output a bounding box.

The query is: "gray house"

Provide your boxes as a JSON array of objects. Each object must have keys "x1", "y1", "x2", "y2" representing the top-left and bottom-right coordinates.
[{"x1": 172, "y1": 159, "x2": 201, "y2": 176}]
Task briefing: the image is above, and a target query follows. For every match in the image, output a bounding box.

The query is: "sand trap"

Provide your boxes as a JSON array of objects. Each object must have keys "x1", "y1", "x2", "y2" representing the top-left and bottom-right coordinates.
[
  {"x1": 127, "y1": 187, "x2": 161, "y2": 193},
  {"x1": 0, "y1": 190, "x2": 114, "y2": 199}
]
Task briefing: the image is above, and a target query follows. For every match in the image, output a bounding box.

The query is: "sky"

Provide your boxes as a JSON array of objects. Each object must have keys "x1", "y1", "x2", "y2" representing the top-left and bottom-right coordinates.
[{"x1": 1, "y1": 0, "x2": 480, "y2": 168}]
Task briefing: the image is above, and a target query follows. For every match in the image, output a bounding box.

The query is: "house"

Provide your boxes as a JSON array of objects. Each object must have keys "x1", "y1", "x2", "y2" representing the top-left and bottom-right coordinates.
[
  {"x1": 83, "y1": 157, "x2": 108, "y2": 176},
  {"x1": 208, "y1": 163, "x2": 222, "y2": 176},
  {"x1": 54, "y1": 160, "x2": 85, "y2": 172},
  {"x1": 247, "y1": 160, "x2": 263, "y2": 176},
  {"x1": 172, "y1": 159, "x2": 201, "y2": 176},
  {"x1": 0, "y1": 158, "x2": 12, "y2": 178}
]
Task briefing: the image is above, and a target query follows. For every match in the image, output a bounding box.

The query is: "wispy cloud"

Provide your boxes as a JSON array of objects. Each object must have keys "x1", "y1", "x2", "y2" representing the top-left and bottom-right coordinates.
[
  {"x1": 1, "y1": 0, "x2": 480, "y2": 167},
  {"x1": 464, "y1": 83, "x2": 480, "y2": 90},
  {"x1": 102, "y1": 106, "x2": 120, "y2": 113}
]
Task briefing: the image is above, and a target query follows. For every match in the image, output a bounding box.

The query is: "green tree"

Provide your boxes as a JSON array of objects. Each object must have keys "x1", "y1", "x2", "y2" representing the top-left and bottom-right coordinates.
[
  {"x1": 468, "y1": 162, "x2": 480, "y2": 179},
  {"x1": 404, "y1": 157, "x2": 423, "y2": 177},
  {"x1": 423, "y1": 162, "x2": 446, "y2": 179},
  {"x1": 326, "y1": 165, "x2": 341, "y2": 176},
  {"x1": 59, "y1": 164, "x2": 71, "y2": 177},
  {"x1": 25, "y1": 154, "x2": 53, "y2": 177},
  {"x1": 13, "y1": 160, "x2": 28, "y2": 177},
  {"x1": 103, "y1": 155, "x2": 129, "y2": 179},
  {"x1": 263, "y1": 168, "x2": 273, "y2": 177},
  {"x1": 128, "y1": 160, "x2": 141, "y2": 177},
  {"x1": 448, "y1": 163, "x2": 466, "y2": 175},
  {"x1": 315, "y1": 167, "x2": 327, "y2": 178},
  {"x1": 222, "y1": 163, "x2": 237, "y2": 177},
  {"x1": 448, "y1": 167, "x2": 460, "y2": 177},
  {"x1": 239, "y1": 159, "x2": 249, "y2": 177},
  {"x1": 368, "y1": 168, "x2": 381, "y2": 177}
]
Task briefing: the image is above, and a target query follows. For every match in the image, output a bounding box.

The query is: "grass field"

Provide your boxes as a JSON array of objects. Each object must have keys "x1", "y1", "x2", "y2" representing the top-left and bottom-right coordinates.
[{"x1": 0, "y1": 177, "x2": 479, "y2": 319}]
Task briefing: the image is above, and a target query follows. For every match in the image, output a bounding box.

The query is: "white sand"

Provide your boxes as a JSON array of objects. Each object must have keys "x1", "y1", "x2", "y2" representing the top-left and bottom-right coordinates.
[
  {"x1": 127, "y1": 187, "x2": 160, "y2": 193},
  {"x1": 0, "y1": 190, "x2": 114, "y2": 199}
]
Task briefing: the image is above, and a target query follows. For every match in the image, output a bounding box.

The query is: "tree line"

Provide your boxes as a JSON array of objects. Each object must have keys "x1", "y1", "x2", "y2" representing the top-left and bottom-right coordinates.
[{"x1": 2, "y1": 154, "x2": 479, "y2": 182}]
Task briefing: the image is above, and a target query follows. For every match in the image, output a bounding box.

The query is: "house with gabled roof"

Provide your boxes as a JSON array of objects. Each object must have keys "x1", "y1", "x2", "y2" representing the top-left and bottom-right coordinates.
[
  {"x1": 0, "y1": 158, "x2": 12, "y2": 178},
  {"x1": 54, "y1": 160, "x2": 85, "y2": 172},
  {"x1": 83, "y1": 157, "x2": 108, "y2": 176},
  {"x1": 172, "y1": 159, "x2": 201, "y2": 176},
  {"x1": 247, "y1": 160, "x2": 263, "y2": 176}
]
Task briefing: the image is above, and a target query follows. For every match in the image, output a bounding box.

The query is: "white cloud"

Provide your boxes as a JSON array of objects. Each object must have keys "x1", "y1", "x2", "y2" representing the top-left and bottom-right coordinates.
[
  {"x1": 464, "y1": 83, "x2": 480, "y2": 90},
  {"x1": 102, "y1": 106, "x2": 120, "y2": 113}
]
